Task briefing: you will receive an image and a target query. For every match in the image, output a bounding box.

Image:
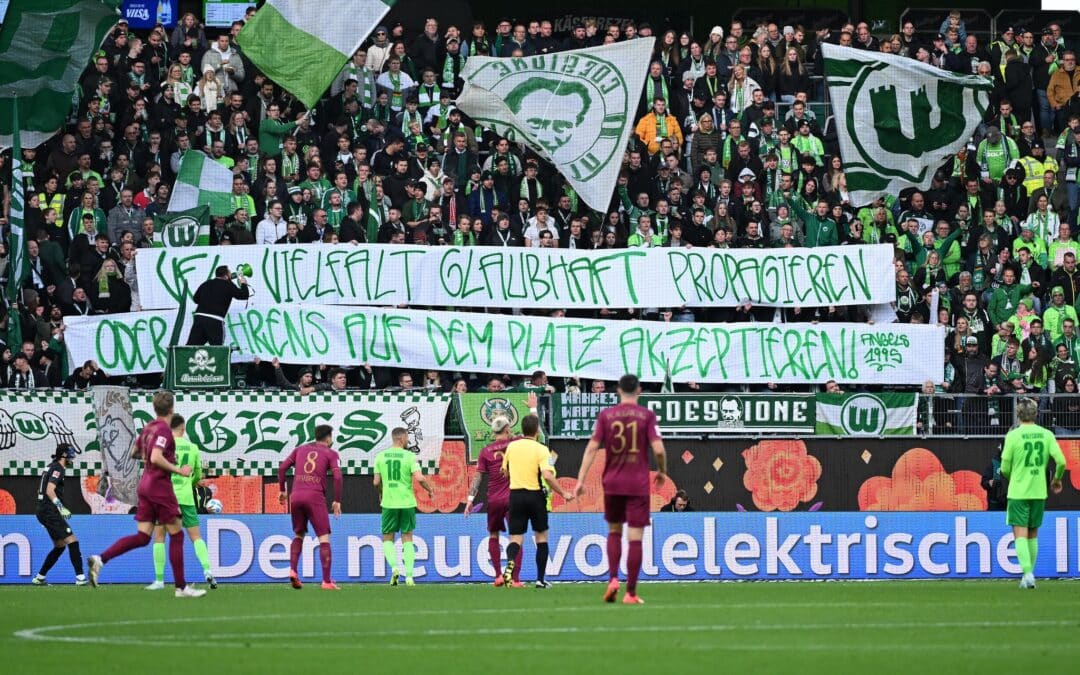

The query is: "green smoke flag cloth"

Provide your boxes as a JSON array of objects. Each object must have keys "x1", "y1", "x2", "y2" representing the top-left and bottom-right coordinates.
[
  {"x1": 455, "y1": 39, "x2": 655, "y2": 211},
  {"x1": 168, "y1": 151, "x2": 234, "y2": 217},
  {"x1": 153, "y1": 205, "x2": 211, "y2": 247},
  {"x1": 815, "y1": 393, "x2": 917, "y2": 436},
  {"x1": 822, "y1": 43, "x2": 992, "y2": 206},
  {"x1": 236, "y1": 0, "x2": 395, "y2": 109},
  {"x1": 6, "y1": 97, "x2": 25, "y2": 351},
  {"x1": 0, "y1": 0, "x2": 118, "y2": 149}
]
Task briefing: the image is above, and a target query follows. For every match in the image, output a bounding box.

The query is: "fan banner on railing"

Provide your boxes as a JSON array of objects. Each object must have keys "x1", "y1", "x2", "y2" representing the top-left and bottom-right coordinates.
[{"x1": 0, "y1": 391, "x2": 450, "y2": 476}]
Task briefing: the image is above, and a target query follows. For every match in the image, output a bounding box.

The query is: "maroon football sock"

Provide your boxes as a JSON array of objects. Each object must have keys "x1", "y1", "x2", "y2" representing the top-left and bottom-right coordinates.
[
  {"x1": 607, "y1": 533, "x2": 622, "y2": 581},
  {"x1": 488, "y1": 537, "x2": 502, "y2": 577},
  {"x1": 290, "y1": 537, "x2": 303, "y2": 574},
  {"x1": 319, "y1": 542, "x2": 332, "y2": 583},
  {"x1": 169, "y1": 532, "x2": 185, "y2": 589},
  {"x1": 100, "y1": 531, "x2": 151, "y2": 564},
  {"x1": 627, "y1": 540, "x2": 643, "y2": 595}
]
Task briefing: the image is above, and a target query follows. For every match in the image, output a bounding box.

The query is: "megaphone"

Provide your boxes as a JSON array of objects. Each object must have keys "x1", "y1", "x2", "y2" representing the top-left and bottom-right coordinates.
[{"x1": 229, "y1": 263, "x2": 254, "y2": 280}]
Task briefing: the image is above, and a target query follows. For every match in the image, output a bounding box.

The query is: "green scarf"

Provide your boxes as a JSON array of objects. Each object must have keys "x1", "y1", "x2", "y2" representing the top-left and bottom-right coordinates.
[
  {"x1": 97, "y1": 272, "x2": 112, "y2": 298},
  {"x1": 442, "y1": 54, "x2": 463, "y2": 88},
  {"x1": 388, "y1": 71, "x2": 403, "y2": 109}
]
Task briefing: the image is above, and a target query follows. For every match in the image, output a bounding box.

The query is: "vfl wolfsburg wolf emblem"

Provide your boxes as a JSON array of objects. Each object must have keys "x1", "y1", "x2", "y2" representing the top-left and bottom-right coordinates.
[{"x1": 822, "y1": 44, "x2": 991, "y2": 198}]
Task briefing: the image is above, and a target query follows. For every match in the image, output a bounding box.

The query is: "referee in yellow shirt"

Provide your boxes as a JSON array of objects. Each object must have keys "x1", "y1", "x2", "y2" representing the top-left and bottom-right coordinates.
[{"x1": 500, "y1": 414, "x2": 574, "y2": 589}]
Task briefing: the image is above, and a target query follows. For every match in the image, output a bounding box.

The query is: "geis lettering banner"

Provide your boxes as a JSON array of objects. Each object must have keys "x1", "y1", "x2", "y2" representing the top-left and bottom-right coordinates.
[
  {"x1": 0, "y1": 391, "x2": 451, "y2": 477},
  {"x1": 126, "y1": 391, "x2": 452, "y2": 475},
  {"x1": 135, "y1": 243, "x2": 895, "y2": 311},
  {"x1": 64, "y1": 306, "x2": 945, "y2": 385}
]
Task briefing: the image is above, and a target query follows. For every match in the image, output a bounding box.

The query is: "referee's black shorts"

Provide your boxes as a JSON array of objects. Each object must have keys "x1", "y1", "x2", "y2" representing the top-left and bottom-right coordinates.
[
  {"x1": 36, "y1": 507, "x2": 72, "y2": 541},
  {"x1": 508, "y1": 489, "x2": 548, "y2": 535}
]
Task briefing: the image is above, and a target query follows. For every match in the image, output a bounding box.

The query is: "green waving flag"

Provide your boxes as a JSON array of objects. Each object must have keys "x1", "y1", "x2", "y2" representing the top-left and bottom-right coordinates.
[
  {"x1": 0, "y1": 0, "x2": 118, "y2": 149},
  {"x1": 237, "y1": 0, "x2": 395, "y2": 108}
]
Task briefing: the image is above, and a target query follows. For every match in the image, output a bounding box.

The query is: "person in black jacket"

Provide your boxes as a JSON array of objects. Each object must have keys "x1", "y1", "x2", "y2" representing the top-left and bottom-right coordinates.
[
  {"x1": 980, "y1": 445, "x2": 1007, "y2": 511},
  {"x1": 662, "y1": 490, "x2": 694, "y2": 512},
  {"x1": 186, "y1": 265, "x2": 250, "y2": 346}
]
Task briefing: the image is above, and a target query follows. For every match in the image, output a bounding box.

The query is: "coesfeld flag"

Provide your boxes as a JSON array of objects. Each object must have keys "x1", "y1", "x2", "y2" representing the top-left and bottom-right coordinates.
[
  {"x1": 237, "y1": 0, "x2": 394, "y2": 108},
  {"x1": 815, "y1": 392, "x2": 917, "y2": 436},
  {"x1": 455, "y1": 40, "x2": 654, "y2": 211},
  {"x1": 822, "y1": 44, "x2": 992, "y2": 206}
]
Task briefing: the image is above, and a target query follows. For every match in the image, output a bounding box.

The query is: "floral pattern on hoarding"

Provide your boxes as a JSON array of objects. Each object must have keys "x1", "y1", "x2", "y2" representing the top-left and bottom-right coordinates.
[
  {"x1": 858, "y1": 448, "x2": 986, "y2": 511},
  {"x1": 742, "y1": 440, "x2": 822, "y2": 512}
]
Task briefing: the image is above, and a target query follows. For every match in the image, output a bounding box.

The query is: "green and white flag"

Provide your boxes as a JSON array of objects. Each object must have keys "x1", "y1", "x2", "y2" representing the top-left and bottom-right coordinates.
[
  {"x1": 168, "y1": 151, "x2": 233, "y2": 217},
  {"x1": 0, "y1": 0, "x2": 117, "y2": 148},
  {"x1": 6, "y1": 97, "x2": 25, "y2": 349},
  {"x1": 153, "y1": 205, "x2": 210, "y2": 247},
  {"x1": 822, "y1": 44, "x2": 992, "y2": 206},
  {"x1": 815, "y1": 392, "x2": 917, "y2": 436},
  {"x1": 236, "y1": 0, "x2": 394, "y2": 109},
  {"x1": 455, "y1": 39, "x2": 655, "y2": 211}
]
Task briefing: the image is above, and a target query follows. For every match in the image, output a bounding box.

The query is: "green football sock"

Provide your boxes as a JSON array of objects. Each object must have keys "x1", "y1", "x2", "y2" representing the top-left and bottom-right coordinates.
[
  {"x1": 193, "y1": 538, "x2": 211, "y2": 574},
  {"x1": 1015, "y1": 537, "x2": 1032, "y2": 574},
  {"x1": 1028, "y1": 537, "x2": 1039, "y2": 572},
  {"x1": 403, "y1": 541, "x2": 416, "y2": 580},
  {"x1": 382, "y1": 540, "x2": 399, "y2": 573},
  {"x1": 153, "y1": 542, "x2": 166, "y2": 582}
]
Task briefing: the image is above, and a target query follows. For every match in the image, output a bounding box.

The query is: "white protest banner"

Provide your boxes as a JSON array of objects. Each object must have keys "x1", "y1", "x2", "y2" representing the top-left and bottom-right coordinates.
[
  {"x1": 136, "y1": 243, "x2": 896, "y2": 310},
  {"x1": 65, "y1": 306, "x2": 945, "y2": 385},
  {"x1": 126, "y1": 391, "x2": 451, "y2": 475},
  {"x1": 456, "y1": 40, "x2": 654, "y2": 211},
  {"x1": 0, "y1": 391, "x2": 98, "y2": 476}
]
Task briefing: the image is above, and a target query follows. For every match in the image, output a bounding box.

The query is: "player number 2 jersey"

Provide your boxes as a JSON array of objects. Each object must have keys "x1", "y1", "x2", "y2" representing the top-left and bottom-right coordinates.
[
  {"x1": 591, "y1": 403, "x2": 661, "y2": 496},
  {"x1": 375, "y1": 447, "x2": 419, "y2": 509}
]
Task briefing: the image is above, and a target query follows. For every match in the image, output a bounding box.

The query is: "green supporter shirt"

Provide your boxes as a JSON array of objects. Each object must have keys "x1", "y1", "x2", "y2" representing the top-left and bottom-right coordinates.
[
  {"x1": 1000, "y1": 423, "x2": 1066, "y2": 500},
  {"x1": 171, "y1": 436, "x2": 202, "y2": 506},
  {"x1": 374, "y1": 447, "x2": 419, "y2": 509}
]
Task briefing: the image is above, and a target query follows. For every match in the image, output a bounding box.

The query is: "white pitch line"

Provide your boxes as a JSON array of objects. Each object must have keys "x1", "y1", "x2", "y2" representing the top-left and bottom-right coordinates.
[{"x1": 14, "y1": 613, "x2": 1078, "y2": 652}]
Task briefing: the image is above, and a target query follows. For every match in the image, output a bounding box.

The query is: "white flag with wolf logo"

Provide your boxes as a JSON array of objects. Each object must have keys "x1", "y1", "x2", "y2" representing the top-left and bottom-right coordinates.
[
  {"x1": 455, "y1": 39, "x2": 654, "y2": 211},
  {"x1": 822, "y1": 44, "x2": 992, "y2": 206}
]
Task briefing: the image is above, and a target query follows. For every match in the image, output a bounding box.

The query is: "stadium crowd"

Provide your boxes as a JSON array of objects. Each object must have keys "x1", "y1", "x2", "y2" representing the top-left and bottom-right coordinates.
[{"x1": 0, "y1": 8, "x2": 1079, "y2": 425}]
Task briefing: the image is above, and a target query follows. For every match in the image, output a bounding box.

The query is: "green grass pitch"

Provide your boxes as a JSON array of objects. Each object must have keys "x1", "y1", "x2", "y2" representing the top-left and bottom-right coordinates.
[{"x1": 3, "y1": 580, "x2": 1079, "y2": 674}]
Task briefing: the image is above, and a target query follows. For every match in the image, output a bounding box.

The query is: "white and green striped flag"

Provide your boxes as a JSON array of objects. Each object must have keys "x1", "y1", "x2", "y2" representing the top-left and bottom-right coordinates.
[
  {"x1": 6, "y1": 97, "x2": 25, "y2": 350},
  {"x1": 815, "y1": 392, "x2": 917, "y2": 436},
  {"x1": 0, "y1": 0, "x2": 117, "y2": 148},
  {"x1": 236, "y1": 0, "x2": 394, "y2": 108},
  {"x1": 168, "y1": 151, "x2": 234, "y2": 217},
  {"x1": 822, "y1": 44, "x2": 992, "y2": 206}
]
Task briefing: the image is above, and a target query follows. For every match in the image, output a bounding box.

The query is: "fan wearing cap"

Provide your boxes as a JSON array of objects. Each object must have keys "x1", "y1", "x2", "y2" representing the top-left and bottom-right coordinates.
[
  {"x1": 468, "y1": 171, "x2": 505, "y2": 226},
  {"x1": 32, "y1": 445, "x2": 87, "y2": 586},
  {"x1": 976, "y1": 126, "x2": 1020, "y2": 185},
  {"x1": 990, "y1": 26, "x2": 1019, "y2": 83},
  {"x1": 1043, "y1": 286, "x2": 1078, "y2": 342}
]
